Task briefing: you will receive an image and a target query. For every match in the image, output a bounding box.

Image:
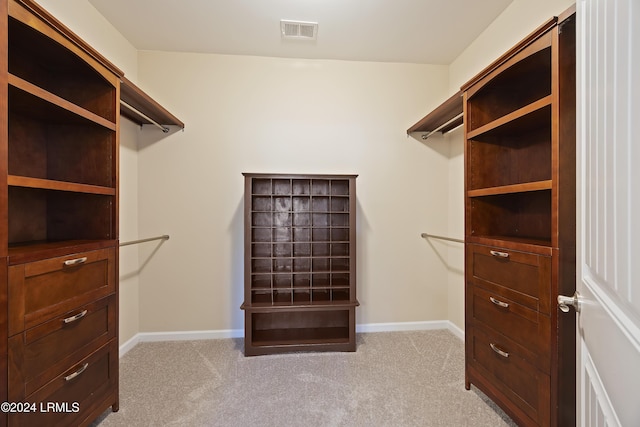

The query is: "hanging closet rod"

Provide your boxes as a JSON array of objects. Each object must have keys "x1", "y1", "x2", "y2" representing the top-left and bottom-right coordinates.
[
  {"x1": 421, "y1": 113, "x2": 464, "y2": 140},
  {"x1": 421, "y1": 233, "x2": 464, "y2": 244},
  {"x1": 120, "y1": 100, "x2": 170, "y2": 133},
  {"x1": 120, "y1": 235, "x2": 170, "y2": 247}
]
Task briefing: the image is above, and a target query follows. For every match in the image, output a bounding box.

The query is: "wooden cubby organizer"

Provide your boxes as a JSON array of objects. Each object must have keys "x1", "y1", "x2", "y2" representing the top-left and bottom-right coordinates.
[
  {"x1": 242, "y1": 173, "x2": 358, "y2": 356},
  {"x1": 462, "y1": 6, "x2": 576, "y2": 427}
]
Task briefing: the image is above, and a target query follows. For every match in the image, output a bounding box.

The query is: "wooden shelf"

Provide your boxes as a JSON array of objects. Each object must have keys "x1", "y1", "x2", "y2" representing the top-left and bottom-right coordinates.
[
  {"x1": 407, "y1": 90, "x2": 463, "y2": 138},
  {"x1": 467, "y1": 180, "x2": 552, "y2": 198},
  {"x1": 8, "y1": 176, "x2": 116, "y2": 195},
  {"x1": 467, "y1": 96, "x2": 552, "y2": 139},
  {"x1": 120, "y1": 76, "x2": 184, "y2": 130}
]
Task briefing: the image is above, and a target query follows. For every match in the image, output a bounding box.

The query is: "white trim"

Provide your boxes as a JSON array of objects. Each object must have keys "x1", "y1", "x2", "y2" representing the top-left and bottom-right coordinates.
[{"x1": 119, "y1": 320, "x2": 465, "y2": 357}]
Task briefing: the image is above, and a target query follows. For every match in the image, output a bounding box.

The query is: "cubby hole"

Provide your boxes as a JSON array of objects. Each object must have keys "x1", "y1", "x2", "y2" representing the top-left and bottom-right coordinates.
[
  {"x1": 312, "y1": 243, "x2": 330, "y2": 257},
  {"x1": 467, "y1": 46, "x2": 551, "y2": 131},
  {"x1": 273, "y1": 196, "x2": 291, "y2": 212},
  {"x1": 312, "y1": 258, "x2": 330, "y2": 272},
  {"x1": 331, "y1": 213, "x2": 349, "y2": 227},
  {"x1": 274, "y1": 274, "x2": 292, "y2": 289},
  {"x1": 467, "y1": 106, "x2": 551, "y2": 190},
  {"x1": 251, "y1": 310, "x2": 350, "y2": 345},
  {"x1": 252, "y1": 243, "x2": 271, "y2": 258},
  {"x1": 292, "y1": 179, "x2": 310, "y2": 195},
  {"x1": 312, "y1": 273, "x2": 331, "y2": 287},
  {"x1": 331, "y1": 228, "x2": 349, "y2": 242},
  {"x1": 293, "y1": 274, "x2": 311, "y2": 288},
  {"x1": 312, "y1": 196, "x2": 329, "y2": 212},
  {"x1": 332, "y1": 273, "x2": 350, "y2": 287},
  {"x1": 273, "y1": 259, "x2": 292, "y2": 273},
  {"x1": 311, "y1": 180, "x2": 330, "y2": 195},
  {"x1": 273, "y1": 212, "x2": 291, "y2": 227},
  {"x1": 272, "y1": 243, "x2": 292, "y2": 258},
  {"x1": 331, "y1": 243, "x2": 349, "y2": 256},
  {"x1": 469, "y1": 190, "x2": 552, "y2": 245},
  {"x1": 292, "y1": 196, "x2": 310, "y2": 212},
  {"x1": 252, "y1": 196, "x2": 271, "y2": 211},
  {"x1": 252, "y1": 227, "x2": 271, "y2": 243},
  {"x1": 293, "y1": 258, "x2": 310, "y2": 272},
  {"x1": 273, "y1": 179, "x2": 291, "y2": 195},
  {"x1": 312, "y1": 213, "x2": 329, "y2": 227},
  {"x1": 251, "y1": 259, "x2": 271, "y2": 274},
  {"x1": 293, "y1": 228, "x2": 310, "y2": 242},
  {"x1": 251, "y1": 275, "x2": 271, "y2": 289},
  {"x1": 330, "y1": 180, "x2": 350, "y2": 196},
  {"x1": 8, "y1": 187, "x2": 114, "y2": 245},
  {"x1": 293, "y1": 243, "x2": 311, "y2": 257},
  {"x1": 331, "y1": 258, "x2": 350, "y2": 272},
  {"x1": 330, "y1": 197, "x2": 349, "y2": 212},
  {"x1": 293, "y1": 213, "x2": 311, "y2": 227},
  {"x1": 252, "y1": 213, "x2": 271, "y2": 227},
  {"x1": 252, "y1": 179, "x2": 271, "y2": 195},
  {"x1": 8, "y1": 98, "x2": 115, "y2": 188},
  {"x1": 272, "y1": 228, "x2": 291, "y2": 242},
  {"x1": 312, "y1": 228, "x2": 330, "y2": 241},
  {"x1": 8, "y1": 18, "x2": 116, "y2": 122},
  {"x1": 251, "y1": 291, "x2": 272, "y2": 305}
]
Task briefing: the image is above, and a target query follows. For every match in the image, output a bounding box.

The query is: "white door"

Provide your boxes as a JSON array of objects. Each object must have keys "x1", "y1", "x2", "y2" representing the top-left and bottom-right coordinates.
[{"x1": 575, "y1": 0, "x2": 640, "y2": 426}]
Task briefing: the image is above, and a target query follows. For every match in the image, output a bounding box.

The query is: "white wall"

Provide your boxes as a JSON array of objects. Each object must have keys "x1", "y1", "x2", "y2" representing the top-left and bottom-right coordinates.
[
  {"x1": 444, "y1": 0, "x2": 576, "y2": 330},
  {"x1": 134, "y1": 52, "x2": 451, "y2": 332},
  {"x1": 35, "y1": 0, "x2": 141, "y2": 344}
]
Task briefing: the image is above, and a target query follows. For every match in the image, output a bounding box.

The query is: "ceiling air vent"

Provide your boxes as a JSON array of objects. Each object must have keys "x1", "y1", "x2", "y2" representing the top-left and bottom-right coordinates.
[{"x1": 280, "y1": 20, "x2": 318, "y2": 40}]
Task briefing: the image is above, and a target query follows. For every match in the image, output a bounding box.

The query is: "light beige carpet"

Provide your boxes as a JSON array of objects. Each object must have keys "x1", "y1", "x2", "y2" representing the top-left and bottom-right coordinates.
[{"x1": 93, "y1": 330, "x2": 517, "y2": 426}]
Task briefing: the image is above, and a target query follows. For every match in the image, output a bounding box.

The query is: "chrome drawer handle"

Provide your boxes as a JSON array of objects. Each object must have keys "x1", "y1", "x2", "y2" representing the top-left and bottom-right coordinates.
[
  {"x1": 489, "y1": 250, "x2": 509, "y2": 258},
  {"x1": 489, "y1": 296, "x2": 509, "y2": 308},
  {"x1": 63, "y1": 309, "x2": 88, "y2": 324},
  {"x1": 490, "y1": 343, "x2": 509, "y2": 358},
  {"x1": 64, "y1": 363, "x2": 89, "y2": 381},
  {"x1": 63, "y1": 257, "x2": 87, "y2": 266}
]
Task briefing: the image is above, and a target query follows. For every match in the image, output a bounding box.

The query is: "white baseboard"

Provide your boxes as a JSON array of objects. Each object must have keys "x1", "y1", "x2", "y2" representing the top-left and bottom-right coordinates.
[{"x1": 119, "y1": 321, "x2": 464, "y2": 357}]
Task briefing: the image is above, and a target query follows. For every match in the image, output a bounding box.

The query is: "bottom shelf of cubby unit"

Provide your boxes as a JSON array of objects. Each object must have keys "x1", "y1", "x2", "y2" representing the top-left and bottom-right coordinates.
[{"x1": 242, "y1": 305, "x2": 357, "y2": 356}]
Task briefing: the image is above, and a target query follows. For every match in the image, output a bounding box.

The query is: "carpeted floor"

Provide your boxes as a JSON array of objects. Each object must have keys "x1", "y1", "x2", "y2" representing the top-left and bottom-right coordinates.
[{"x1": 92, "y1": 330, "x2": 517, "y2": 426}]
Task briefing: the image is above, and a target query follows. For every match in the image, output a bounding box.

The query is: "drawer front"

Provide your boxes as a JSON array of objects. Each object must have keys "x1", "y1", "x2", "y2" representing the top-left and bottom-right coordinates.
[
  {"x1": 468, "y1": 325, "x2": 550, "y2": 425},
  {"x1": 8, "y1": 295, "x2": 116, "y2": 401},
  {"x1": 8, "y1": 248, "x2": 115, "y2": 334},
  {"x1": 8, "y1": 340, "x2": 118, "y2": 427},
  {"x1": 470, "y1": 285, "x2": 550, "y2": 372},
  {"x1": 467, "y1": 244, "x2": 551, "y2": 313}
]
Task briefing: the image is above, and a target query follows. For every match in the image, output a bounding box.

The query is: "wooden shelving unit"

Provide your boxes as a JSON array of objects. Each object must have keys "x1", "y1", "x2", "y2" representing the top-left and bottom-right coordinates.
[
  {"x1": 242, "y1": 173, "x2": 358, "y2": 356},
  {"x1": 2, "y1": 0, "x2": 122, "y2": 425},
  {"x1": 462, "y1": 7, "x2": 576, "y2": 426}
]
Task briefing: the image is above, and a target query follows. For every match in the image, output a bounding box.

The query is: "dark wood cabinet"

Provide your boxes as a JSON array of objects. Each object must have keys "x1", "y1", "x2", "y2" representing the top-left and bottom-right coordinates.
[
  {"x1": 242, "y1": 173, "x2": 358, "y2": 356},
  {"x1": 1, "y1": 0, "x2": 122, "y2": 425},
  {"x1": 462, "y1": 7, "x2": 576, "y2": 427}
]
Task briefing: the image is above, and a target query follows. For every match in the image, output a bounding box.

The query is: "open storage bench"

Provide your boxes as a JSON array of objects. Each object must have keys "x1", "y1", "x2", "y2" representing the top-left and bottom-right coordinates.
[{"x1": 241, "y1": 174, "x2": 358, "y2": 356}]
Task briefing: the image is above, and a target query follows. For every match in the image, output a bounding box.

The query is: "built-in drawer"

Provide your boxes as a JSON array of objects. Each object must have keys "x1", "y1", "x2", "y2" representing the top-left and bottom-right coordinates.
[
  {"x1": 8, "y1": 247, "x2": 115, "y2": 335},
  {"x1": 467, "y1": 244, "x2": 551, "y2": 314},
  {"x1": 470, "y1": 285, "x2": 550, "y2": 372},
  {"x1": 8, "y1": 340, "x2": 118, "y2": 427},
  {"x1": 8, "y1": 295, "x2": 116, "y2": 402},
  {"x1": 467, "y1": 325, "x2": 550, "y2": 425}
]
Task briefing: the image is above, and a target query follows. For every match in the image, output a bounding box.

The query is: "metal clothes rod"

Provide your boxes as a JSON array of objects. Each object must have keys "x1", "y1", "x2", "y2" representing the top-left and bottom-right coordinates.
[
  {"x1": 421, "y1": 233, "x2": 464, "y2": 244},
  {"x1": 120, "y1": 235, "x2": 170, "y2": 247},
  {"x1": 120, "y1": 100, "x2": 170, "y2": 133},
  {"x1": 421, "y1": 113, "x2": 464, "y2": 140}
]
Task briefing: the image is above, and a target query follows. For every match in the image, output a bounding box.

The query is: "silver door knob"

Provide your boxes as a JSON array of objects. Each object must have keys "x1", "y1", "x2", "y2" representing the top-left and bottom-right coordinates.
[{"x1": 557, "y1": 291, "x2": 580, "y2": 313}]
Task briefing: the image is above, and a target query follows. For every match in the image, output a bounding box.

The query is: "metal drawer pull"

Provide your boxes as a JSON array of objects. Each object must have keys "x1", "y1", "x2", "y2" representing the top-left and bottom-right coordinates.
[
  {"x1": 63, "y1": 310, "x2": 88, "y2": 324},
  {"x1": 64, "y1": 363, "x2": 89, "y2": 381},
  {"x1": 63, "y1": 257, "x2": 87, "y2": 266},
  {"x1": 490, "y1": 343, "x2": 509, "y2": 358},
  {"x1": 489, "y1": 296, "x2": 509, "y2": 308},
  {"x1": 489, "y1": 250, "x2": 509, "y2": 258}
]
